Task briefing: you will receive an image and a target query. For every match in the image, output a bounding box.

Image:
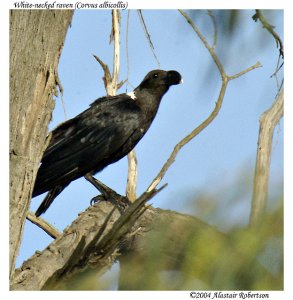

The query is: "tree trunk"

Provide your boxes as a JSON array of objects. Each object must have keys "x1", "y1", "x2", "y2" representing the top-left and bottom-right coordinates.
[{"x1": 9, "y1": 9, "x2": 73, "y2": 280}]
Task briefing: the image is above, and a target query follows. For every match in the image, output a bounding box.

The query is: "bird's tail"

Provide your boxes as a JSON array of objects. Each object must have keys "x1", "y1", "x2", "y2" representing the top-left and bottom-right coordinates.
[{"x1": 35, "y1": 185, "x2": 67, "y2": 217}]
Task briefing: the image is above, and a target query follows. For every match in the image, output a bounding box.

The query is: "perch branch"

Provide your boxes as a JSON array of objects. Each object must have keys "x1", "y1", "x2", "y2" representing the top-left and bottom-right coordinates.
[{"x1": 11, "y1": 185, "x2": 166, "y2": 290}]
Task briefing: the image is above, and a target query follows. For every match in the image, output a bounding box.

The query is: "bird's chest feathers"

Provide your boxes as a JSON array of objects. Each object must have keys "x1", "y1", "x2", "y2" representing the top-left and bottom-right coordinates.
[{"x1": 134, "y1": 95, "x2": 161, "y2": 124}]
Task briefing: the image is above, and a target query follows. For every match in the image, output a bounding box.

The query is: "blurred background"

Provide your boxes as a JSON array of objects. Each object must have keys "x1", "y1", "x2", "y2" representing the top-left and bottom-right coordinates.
[{"x1": 18, "y1": 10, "x2": 283, "y2": 289}]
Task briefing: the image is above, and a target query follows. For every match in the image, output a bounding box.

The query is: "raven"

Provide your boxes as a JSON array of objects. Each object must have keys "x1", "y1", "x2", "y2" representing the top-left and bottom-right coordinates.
[{"x1": 33, "y1": 69, "x2": 182, "y2": 216}]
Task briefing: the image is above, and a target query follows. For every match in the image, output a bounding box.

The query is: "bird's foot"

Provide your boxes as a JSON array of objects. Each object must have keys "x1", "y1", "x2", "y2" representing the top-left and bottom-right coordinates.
[
  {"x1": 90, "y1": 194, "x2": 107, "y2": 206},
  {"x1": 90, "y1": 194, "x2": 130, "y2": 213},
  {"x1": 85, "y1": 173, "x2": 131, "y2": 213}
]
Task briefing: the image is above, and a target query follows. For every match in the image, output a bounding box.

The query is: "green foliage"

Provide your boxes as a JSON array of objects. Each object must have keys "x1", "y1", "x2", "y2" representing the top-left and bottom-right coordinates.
[
  {"x1": 63, "y1": 167, "x2": 283, "y2": 291},
  {"x1": 119, "y1": 200, "x2": 283, "y2": 290}
]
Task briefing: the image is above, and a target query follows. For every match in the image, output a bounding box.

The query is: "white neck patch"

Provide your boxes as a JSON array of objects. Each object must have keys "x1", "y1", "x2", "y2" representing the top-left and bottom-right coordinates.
[{"x1": 126, "y1": 91, "x2": 137, "y2": 100}]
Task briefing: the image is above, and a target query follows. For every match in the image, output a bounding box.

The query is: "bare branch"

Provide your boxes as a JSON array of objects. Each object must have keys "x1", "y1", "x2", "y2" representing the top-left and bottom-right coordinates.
[
  {"x1": 117, "y1": 79, "x2": 127, "y2": 90},
  {"x1": 93, "y1": 11, "x2": 123, "y2": 97},
  {"x1": 253, "y1": 10, "x2": 284, "y2": 59},
  {"x1": 148, "y1": 80, "x2": 228, "y2": 192},
  {"x1": 249, "y1": 11, "x2": 284, "y2": 226},
  {"x1": 228, "y1": 61, "x2": 262, "y2": 80},
  {"x1": 11, "y1": 187, "x2": 166, "y2": 290},
  {"x1": 124, "y1": 10, "x2": 138, "y2": 202},
  {"x1": 126, "y1": 150, "x2": 138, "y2": 202},
  {"x1": 250, "y1": 89, "x2": 284, "y2": 226},
  {"x1": 179, "y1": 9, "x2": 226, "y2": 79},
  {"x1": 137, "y1": 10, "x2": 160, "y2": 69},
  {"x1": 207, "y1": 10, "x2": 218, "y2": 49},
  {"x1": 126, "y1": 10, "x2": 131, "y2": 89},
  {"x1": 27, "y1": 212, "x2": 61, "y2": 239},
  {"x1": 111, "y1": 10, "x2": 138, "y2": 198},
  {"x1": 94, "y1": 10, "x2": 138, "y2": 203},
  {"x1": 147, "y1": 11, "x2": 262, "y2": 193},
  {"x1": 93, "y1": 54, "x2": 112, "y2": 93},
  {"x1": 111, "y1": 9, "x2": 120, "y2": 95}
]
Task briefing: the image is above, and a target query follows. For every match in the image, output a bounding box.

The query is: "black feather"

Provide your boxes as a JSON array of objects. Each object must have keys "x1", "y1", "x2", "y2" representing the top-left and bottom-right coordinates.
[{"x1": 32, "y1": 69, "x2": 182, "y2": 216}]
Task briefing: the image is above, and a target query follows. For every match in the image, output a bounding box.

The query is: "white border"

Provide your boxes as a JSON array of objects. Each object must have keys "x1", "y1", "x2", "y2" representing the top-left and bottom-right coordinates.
[{"x1": 3, "y1": 1, "x2": 291, "y2": 299}]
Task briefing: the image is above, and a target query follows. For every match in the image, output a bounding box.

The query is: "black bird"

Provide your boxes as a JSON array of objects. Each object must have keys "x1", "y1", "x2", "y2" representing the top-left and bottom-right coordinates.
[{"x1": 33, "y1": 69, "x2": 182, "y2": 216}]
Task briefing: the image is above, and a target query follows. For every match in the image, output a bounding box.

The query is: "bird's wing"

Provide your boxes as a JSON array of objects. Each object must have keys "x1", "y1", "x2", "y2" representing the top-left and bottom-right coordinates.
[
  {"x1": 42, "y1": 97, "x2": 112, "y2": 161},
  {"x1": 33, "y1": 96, "x2": 143, "y2": 195}
]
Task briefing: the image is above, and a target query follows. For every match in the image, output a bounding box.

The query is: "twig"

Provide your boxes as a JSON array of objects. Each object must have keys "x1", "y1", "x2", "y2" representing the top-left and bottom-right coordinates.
[
  {"x1": 178, "y1": 9, "x2": 225, "y2": 80},
  {"x1": 270, "y1": 54, "x2": 284, "y2": 93},
  {"x1": 137, "y1": 10, "x2": 160, "y2": 69},
  {"x1": 253, "y1": 10, "x2": 284, "y2": 92},
  {"x1": 250, "y1": 89, "x2": 284, "y2": 226},
  {"x1": 126, "y1": 10, "x2": 131, "y2": 91},
  {"x1": 147, "y1": 10, "x2": 262, "y2": 193},
  {"x1": 253, "y1": 10, "x2": 284, "y2": 59},
  {"x1": 93, "y1": 54, "x2": 112, "y2": 93},
  {"x1": 270, "y1": 59, "x2": 283, "y2": 79},
  {"x1": 147, "y1": 80, "x2": 227, "y2": 192},
  {"x1": 207, "y1": 10, "x2": 218, "y2": 49},
  {"x1": 27, "y1": 211, "x2": 61, "y2": 239},
  {"x1": 228, "y1": 61, "x2": 262, "y2": 80}
]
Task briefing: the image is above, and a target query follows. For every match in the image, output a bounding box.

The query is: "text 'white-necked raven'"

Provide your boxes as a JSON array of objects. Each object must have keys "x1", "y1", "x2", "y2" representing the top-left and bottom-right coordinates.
[{"x1": 33, "y1": 69, "x2": 182, "y2": 216}]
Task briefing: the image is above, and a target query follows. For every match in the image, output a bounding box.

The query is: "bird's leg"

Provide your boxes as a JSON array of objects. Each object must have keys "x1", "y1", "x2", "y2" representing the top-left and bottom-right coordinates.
[
  {"x1": 85, "y1": 173, "x2": 114, "y2": 195},
  {"x1": 84, "y1": 173, "x2": 131, "y2": 213}
]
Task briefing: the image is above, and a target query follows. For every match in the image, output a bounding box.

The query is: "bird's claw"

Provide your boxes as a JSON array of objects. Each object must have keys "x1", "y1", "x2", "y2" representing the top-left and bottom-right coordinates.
[
  {"x1": 89, "y1": 193, "x2": 131, "y2": 214},
  {"x1": 90, "y1": 194, "x2": 107, "y2": 206}
]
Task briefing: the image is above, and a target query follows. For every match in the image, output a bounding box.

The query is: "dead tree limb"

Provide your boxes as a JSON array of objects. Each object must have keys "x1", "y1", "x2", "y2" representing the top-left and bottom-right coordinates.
[
  {"x1": 250, "y1": 89, "x2": 284, "y2": 226},
  {"x1": 10, "y1": 186, "x2": 170, "y2": 290}
]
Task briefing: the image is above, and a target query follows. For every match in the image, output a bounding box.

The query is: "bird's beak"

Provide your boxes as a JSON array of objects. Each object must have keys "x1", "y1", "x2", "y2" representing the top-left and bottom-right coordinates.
[
  {"x1": 180, "y1": 78, "x2": 184, "y2": 84},
  {"x1": 166, "y1": 70, "x2": 183, "y2": 85}
]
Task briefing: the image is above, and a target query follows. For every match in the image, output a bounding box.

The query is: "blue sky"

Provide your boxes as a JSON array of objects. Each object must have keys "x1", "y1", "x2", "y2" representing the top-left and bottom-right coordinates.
[{"x1": 17, "y1": 9, "x2": 283, "y2": 267}]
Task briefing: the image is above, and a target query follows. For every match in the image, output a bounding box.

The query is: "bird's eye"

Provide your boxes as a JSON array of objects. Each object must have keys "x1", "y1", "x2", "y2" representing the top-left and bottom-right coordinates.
[{"x1": 153, "y1": 73, "x2": 159, "y2": 79}]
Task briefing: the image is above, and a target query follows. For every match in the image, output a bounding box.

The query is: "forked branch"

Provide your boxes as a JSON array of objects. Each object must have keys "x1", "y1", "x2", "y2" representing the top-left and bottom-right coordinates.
[{"x1": 147, "y1": 10, "x2": 262, "y2": 192}]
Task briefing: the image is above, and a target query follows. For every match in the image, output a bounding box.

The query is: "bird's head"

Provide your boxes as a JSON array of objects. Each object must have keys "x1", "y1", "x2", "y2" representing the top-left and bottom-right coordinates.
[{"x1": 136, "y1": 69, "x2": 183, "y2": 95}]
